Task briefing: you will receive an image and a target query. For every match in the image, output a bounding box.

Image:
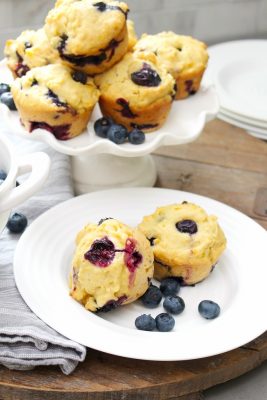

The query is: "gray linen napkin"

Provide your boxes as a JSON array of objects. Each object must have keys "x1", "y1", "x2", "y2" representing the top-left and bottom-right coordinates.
[{"x1": 0, "y1": 130, "x2": 86, "y2": 374}]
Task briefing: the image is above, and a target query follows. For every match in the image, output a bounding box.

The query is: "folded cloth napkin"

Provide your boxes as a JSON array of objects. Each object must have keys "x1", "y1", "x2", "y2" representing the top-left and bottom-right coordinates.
[{"x1": 0, "y1": 129, "x2": 86, "y2": 374}]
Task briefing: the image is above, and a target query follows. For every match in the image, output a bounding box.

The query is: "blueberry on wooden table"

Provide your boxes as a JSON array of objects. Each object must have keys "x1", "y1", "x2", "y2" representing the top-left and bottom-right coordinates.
[
  {"x1": 163, "y1": 296, "x2": 185, "y2": 315},
  {"x1": 198, "y1": 300, "x2": 220, "y2": 320},
  {"x1": 155, "y1": 313, "x2": 175, "y2": 332},
  {"x1": 135, "y1": 314, "x2": 156, "y2": 331},
  {"x1": 160, "y1": 277, "x2": 180, "y2": 296},
  {"x1": 7, "y1": 213, "x2": 28, "y2": 234},
  {"x1": 0, "y1": 92, "x2": 17, "y2": 111}
]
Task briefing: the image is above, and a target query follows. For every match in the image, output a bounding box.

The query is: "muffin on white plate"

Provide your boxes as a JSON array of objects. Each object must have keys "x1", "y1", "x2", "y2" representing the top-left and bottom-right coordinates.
[
  {"x1": 11, "y1": 64, "x2": 100, "y2": 140},
  {"x1": 70, "y1": 218, "x2": 154, "y2": 312},
  {"x1": 139, "y1": 202, "x2": 226, "y2": 285}
]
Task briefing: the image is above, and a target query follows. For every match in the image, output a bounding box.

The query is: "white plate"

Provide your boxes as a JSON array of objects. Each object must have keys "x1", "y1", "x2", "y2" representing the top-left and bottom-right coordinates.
[
  {"x1": 205, "y1": 40, "x2": 267, "y2": 122},
  {"x1": 0, "y1": 59, "x2": 219, "y2": 157},
  {"x1": 218, "y1": 111, "x2": 267, "y2": 140},
  {"x1": 14, "y1": 188, "x2": 267, "y2": 361},
  {"x1": 221, "y1": 107, "x2": 267, "y2": 129}
]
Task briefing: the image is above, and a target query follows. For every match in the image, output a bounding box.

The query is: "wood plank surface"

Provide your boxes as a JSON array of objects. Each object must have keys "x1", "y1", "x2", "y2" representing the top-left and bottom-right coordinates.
[{"x1": 0, "y1": 119, "x2": 266, "y2": 400}]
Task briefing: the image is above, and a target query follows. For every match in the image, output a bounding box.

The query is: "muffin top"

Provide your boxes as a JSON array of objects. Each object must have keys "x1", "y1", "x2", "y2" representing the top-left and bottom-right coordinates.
[
  {"x1": 134, "y1": 32, "x2": 209, "y2": 77},
  {"x1": 138, "y1": 202, "x2": 226, "y2": 267},
  {"x1": 45, "y1": 0, "x2": 129, "y2": 56},
  {"x1": 4, "y1": 28, "x2": 59, "y2": 76},
  {"x1": 11, "y1": 64, "x2": 100, "y2": 113},
  {"x1": 95, "y1": 52, "x2": 176, "y2": 108},
  {"x1": 70, "y1": 218, "x2": 154, "y2": 312}
]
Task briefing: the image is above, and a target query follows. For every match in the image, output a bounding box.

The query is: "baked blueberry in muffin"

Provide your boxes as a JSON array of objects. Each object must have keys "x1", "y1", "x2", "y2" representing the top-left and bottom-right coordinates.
[
  {"x1": 134, "y1": 32, "x2": 209, "y2": 100},
  {"x1": 94, "y1": 52, "x2": 176, "y2": 132},
  {"x1": 138, "y1": 202, "x2": 226, "y2": 285},
  {"x1": 11, "y1": 64, "x2": 100, "y2": 140},
  {"x1": 70, "y1": 218, "x2": 154, "y2": 312},
  {"x1": 45, "y1": 0, "x2": 129, "y2": 75},
  {"x1": 4, "y1": 28, "x2": 59, "y2": 78}
]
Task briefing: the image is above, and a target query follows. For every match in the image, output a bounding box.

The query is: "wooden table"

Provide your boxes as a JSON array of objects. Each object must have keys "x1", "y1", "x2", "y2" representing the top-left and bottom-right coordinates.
[{"x1": 0, "y1": 119, "x2": 266, "y2": 400}]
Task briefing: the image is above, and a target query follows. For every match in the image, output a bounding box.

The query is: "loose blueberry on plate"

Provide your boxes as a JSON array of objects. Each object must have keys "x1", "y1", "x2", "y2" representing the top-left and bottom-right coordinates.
[
  {"x1": 135, "y1": 314, "x2": 156, "y2": 331},
  {"x1": 0, "y1": 92, "x2": 17, "y2": 111},
  {"x1": 0, "y1": 83, "x2": 11, "y2": 97},
  {"x1": 155, "y1": 313, "x2": 175, "y2": 332},
  {"x1": 0, "y1": 170, "x2": 7, "y2": 180},
  {"x1": 7, "y1": 213, "x2": 28, "y2": 234},
  {"x1": 128, "y1": 128, "x2": 145, "y2": 145},
  {"x1": 198, "y1": 300, "x2": 220, "y2": 320},
  {"x1": 160, "y1": 277, "x2": 180, "y2": 296},
  {"x1": 94, "y1": 117, "x2": 113, "y2": 138},
  {"x1": 163, "y1": 296, "x2": 185, "y2": 315},
  {"x1": 107, "y1": 124, "x2": 128, "y2": 144},
  {"x1": 141, "y1": 284, "x2": 162, "y2": 308}
]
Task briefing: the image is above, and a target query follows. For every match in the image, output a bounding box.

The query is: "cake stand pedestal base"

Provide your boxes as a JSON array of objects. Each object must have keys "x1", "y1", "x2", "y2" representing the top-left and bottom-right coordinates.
[{"x1": 71, "y1": 154, "x2": 157, "y2": 194}]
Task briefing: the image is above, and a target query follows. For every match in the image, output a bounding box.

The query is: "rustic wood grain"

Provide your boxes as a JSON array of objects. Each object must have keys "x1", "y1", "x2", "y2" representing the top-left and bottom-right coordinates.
[{"x1": 0, "y1": 119, "x2": 266, "y2": 400}]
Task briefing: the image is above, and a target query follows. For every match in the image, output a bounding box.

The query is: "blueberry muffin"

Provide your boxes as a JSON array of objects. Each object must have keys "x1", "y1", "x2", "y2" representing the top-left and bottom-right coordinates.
[
  {"x1": 70, "y1": 218, "x2": 154, "y2": 312},
  {"x1": 94, "y1": 52, "x2": 176, "y2": 132},
  {"x1": 134, "y1": 32, "x2": 209, "y2": 100},
  {"x1": 138, "y1": 202, "x2": 226, "y2": 285},
  {"x1": 4, "y1": 28, "x2": 59, "y2": 78},
  {"x1": 45, "y1": 0, "x2": 129, "y2": 75},
  {"x1": 11, "y1": 64, "x2": 100, "y2": 140}
]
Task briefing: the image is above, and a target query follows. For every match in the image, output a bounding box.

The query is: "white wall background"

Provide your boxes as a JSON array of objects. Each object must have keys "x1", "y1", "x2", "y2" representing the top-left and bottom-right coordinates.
[{"x1": 0, "y1": 0, "x2": 267, "y2": 53}]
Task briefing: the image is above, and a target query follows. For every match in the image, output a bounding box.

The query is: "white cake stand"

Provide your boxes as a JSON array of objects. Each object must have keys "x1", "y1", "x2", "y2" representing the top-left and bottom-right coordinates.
[{"x1": 0, "y1": 60, "x2": 219, "y2": 194}]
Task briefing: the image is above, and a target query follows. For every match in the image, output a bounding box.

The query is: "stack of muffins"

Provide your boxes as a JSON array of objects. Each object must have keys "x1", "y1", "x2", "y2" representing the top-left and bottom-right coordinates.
[{"x1": 4, "y1": 0, "x2": 209, "y2": 141}]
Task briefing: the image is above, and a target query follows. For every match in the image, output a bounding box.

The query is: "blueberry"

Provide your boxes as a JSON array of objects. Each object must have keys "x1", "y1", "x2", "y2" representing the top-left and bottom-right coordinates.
[
  {"x1": 6, "y1": 213, "x2": 28, "y2": 233},
  {"x1": 176, "y1": 219, "x2": 198, "y2": 234},
  {"x1": 107, "y1": 124, "x2": 128, "y2": 144},
  {"x1": 160, "y1": 277, "x2": 180, "y2": 296},
  {"x1": 94, "y1": 117, "x2": 113, "y2": 138},
  {"x1": 131, "y1": 63, "x2": 161, "y2": 87},
  {"x1": 0, "y1": 92, "x2": 17, "y2": 111},
  {"x1": 0, "y1": 83, "x2": 11, "y2": 97},
  {"x1": 155, "y1": 313, "x2": 175, "y2": 332},
  {"x1": 141, "y1": 285, "x2": 162, "y2": 308},
  {"x1": 135, "y1": 314, "x2": 156, "y2": 331},
  {"x1": 0, "y1": 170, "x2": 7, "y2": 180},
  {"x1": 148, "y1": 237, "x2": 156, "y2": 246},
  {"x1": 198, "y1": 300, "x2": 220, "y2": 320},
  {"x1": 84, "y1": 237, "x2": 115, "y2": 267},
  {"x1": 163, "y1": 296, "x2": 185, "y2": 315},
  {"x1": 72, "y1": 70, "x2": 87, "y2": 85},
  {"x1": 128, "y1": 129, "x2": 145, "y2": 145}
]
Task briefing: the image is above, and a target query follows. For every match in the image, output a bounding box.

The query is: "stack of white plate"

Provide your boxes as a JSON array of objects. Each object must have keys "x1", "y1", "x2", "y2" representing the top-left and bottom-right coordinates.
[{"x1": 205, "y1": 40, "x2": 267, "y2": 140}]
